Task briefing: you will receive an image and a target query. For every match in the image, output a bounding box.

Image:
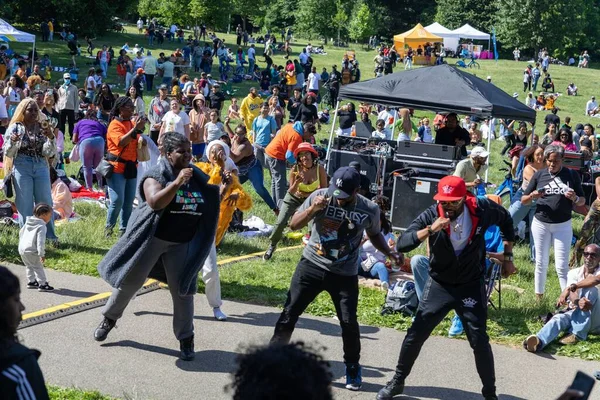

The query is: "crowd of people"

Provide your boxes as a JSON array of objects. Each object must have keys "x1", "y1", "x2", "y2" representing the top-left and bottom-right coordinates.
[{"x1": 2, "y1": 17, "x2": 600, "y2": 400}]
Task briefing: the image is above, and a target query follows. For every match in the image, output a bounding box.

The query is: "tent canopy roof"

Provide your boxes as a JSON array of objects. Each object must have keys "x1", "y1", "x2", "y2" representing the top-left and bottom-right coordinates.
[
  {"x1": 451, "y1": 24, "x2": 490, "y2": 40},
  {"x1": 0, "y1": 19, "x2": 35, "y2": 43},
  {"x1": 423, "y1": 22, "x2": 457, "y2": 37},
  {"x1": 393, "y1": 23, "x2": 443, "y2": 42},
  {"x1": 338, "y1": 64, "x2": 536, "y2": 122}
]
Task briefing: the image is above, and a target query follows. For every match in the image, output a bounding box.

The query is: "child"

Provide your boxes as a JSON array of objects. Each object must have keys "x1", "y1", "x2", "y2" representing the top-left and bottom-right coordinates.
[
  {"x1": 358, "y1": 196, "x2": 396, "y2": 290},
  {"x1": 50, "y1": 167, "x2": 73, "y2": 220},
  {"x1": 371, "y1": 118, "x2": 391, "y2": 140},
  {"x1": 416, "y1": 117, "x2": 433, "y2": 143},
  {"x1": 18, "y1": 204, "x2": 54, "y2": 292},
  {"x1": 228, "y1": 97, "x2": 240, "y2": 120}
]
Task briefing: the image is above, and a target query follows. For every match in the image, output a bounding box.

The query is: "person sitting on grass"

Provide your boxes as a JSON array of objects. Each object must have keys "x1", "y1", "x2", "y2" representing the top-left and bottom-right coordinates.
[
  {"x1": 49, "y1": 167, "x2": 72, "y2": 220},
  {"x1": 0, "y1": 266, "x2": 50, "y2": 398},
  {"x1": 524, "y1": 244, "x2": 600, "y2": 352},
  {"x1": 567, "y1": 83, "x2": 578, "y2": 96},
  {"x1": 358, "y1": 195, "x2": 396, "y2": 291}
]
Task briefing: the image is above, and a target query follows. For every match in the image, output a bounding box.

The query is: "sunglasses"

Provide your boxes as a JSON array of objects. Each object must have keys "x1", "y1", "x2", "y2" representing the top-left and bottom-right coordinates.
[
  {"x1": 583, "y1": 252, "x2": 598, "y2": 257},
  {"x1": 439, "y1": 199, "x2": 462, "y2": 206}
]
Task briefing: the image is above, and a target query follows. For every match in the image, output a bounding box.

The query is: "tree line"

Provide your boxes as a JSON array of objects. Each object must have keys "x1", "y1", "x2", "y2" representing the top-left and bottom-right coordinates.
[{"x1": 4, "y1": 0, "x2": 599, "y2": 59}]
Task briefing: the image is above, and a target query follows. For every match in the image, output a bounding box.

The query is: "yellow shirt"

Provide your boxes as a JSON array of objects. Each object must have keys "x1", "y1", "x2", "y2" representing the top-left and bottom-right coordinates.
[
  {"x1": 239, "y1": 94, "x2": 263, "y2": 135},
  {"x1": 48, "y1": 21, "x2": 54, "y2": 32}
]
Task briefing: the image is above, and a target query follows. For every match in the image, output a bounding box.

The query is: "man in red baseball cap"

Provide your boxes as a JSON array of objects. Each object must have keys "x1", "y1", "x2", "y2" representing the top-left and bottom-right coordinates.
[{"x1": 377, "y1": 175, "x2": 516, "y2": 400}]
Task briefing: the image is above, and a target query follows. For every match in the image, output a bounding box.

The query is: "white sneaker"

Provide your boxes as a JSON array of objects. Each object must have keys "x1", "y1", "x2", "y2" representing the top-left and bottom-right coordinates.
[
  {"x1": 381, "y1": 281, "x2": 389, "y2": 291},
  {"x1": 213, "y1": 307, "x2": 227, "y2": 321}
]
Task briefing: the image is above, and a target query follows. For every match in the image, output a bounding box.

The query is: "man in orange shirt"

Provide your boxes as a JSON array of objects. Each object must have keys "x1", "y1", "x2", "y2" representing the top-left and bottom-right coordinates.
[{"x1": 265, "y1": 121, "x2": 316, "y2": 207}]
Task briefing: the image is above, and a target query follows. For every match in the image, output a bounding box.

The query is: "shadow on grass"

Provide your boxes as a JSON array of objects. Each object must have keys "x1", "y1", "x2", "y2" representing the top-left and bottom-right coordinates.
[{"x1": 217, "y1": 240, "x2": 265, "y2": 257}]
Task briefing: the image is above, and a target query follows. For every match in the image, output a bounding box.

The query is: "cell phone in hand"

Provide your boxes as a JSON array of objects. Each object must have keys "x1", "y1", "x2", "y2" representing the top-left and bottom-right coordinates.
[
  {"x1": 569, "y1": 371, "x2": 595, "y2": 400},
  {"x1": 537, "y1": 188, "x2": 545, "y2": 194}
]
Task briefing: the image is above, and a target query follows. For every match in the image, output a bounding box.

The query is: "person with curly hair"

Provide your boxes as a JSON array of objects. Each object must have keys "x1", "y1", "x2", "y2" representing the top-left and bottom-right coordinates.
[{"x1": 228, "y1": 342, "x2": 333, "y2": 400}]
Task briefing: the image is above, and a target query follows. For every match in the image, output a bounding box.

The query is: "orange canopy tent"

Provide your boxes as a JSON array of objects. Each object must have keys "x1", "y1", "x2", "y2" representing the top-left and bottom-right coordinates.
[{"x1": 393, "y1": 23, "x2": 443, "y2": 56}]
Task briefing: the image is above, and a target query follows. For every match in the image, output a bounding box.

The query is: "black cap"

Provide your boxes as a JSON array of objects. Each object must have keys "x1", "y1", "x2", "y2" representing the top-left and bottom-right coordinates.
[
  {"x1": 328, "y1": 167, "x2": 361, "y2": 199},
  {"x1": 349, "y1": 161, "x2": 361, "y2": 172}
]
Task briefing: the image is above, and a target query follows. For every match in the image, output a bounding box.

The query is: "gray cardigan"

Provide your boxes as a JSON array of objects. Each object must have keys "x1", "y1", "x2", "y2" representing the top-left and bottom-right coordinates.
[{"x1": 97, "y1": 157, "x2": 220, "y2": 296}]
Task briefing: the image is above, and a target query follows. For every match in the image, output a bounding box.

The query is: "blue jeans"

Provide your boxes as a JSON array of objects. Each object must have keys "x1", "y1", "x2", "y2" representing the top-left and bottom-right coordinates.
[
  {"x1": 248, "y1": 59, "x2": 255, "y2": 75},
  {"x1": 106, "y1": 172, "x2": 137, "y2": 232},
  {"x1": 358, "y1": 261, "x2": 389, "y2": 285},
  {"x1": 411, "y1": 255, "x2": 430, "y2": 301},
  {"x1": 536, "y1": 287, "x2": 598, "y2": 348},
  {"x1": 509, "y1": 188, "x2": 536, "y2": 261},
  {"x1": 148, "y1": 33, "x2": 154, "y2": 45},
  {"x1": 13, "y1": 155, "x2": 57, "y2": 240},
  {"x1": 239, "y1": 161, "x2": 277, "y2": 210},
  {"x1": 79, "y1": 136, "x2": 105, "y2": 189},
  {"x1": 99, "y1": 61, "x2": 108, "y2": 79}
]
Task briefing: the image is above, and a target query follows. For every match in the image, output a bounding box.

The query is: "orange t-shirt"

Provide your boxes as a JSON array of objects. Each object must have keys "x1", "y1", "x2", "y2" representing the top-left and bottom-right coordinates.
[
  {"x1": 106, "y1": 119, "x2": 138, "y2": 174},
  {"x1": 265, "y1": 123, "x2": 303, "y2": 161}
]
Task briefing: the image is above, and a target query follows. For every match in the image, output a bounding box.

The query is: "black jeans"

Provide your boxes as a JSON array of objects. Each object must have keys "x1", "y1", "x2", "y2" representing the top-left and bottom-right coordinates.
[
  {"x1": 393, "y1": 277, "x2": 496, "y2": 398},
  {"x1": 59, "y1": 109, "x2": 75, "y2": 139},
  {"x1": 145, "y1": 74, "x2": 155, "y2": 91},
  {"x1": 271, "y1": 257, "x2": 361, "y2": 364}
]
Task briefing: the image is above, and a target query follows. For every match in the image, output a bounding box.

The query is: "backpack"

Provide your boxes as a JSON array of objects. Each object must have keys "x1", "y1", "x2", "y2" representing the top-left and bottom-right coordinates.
[{"x1": 381, "y1": 280, "x2": 419, "y2": 317}]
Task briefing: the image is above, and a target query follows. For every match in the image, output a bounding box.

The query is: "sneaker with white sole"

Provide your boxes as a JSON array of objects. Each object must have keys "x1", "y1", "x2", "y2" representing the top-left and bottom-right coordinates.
[
  {"x1": 38, "y1": 283, "x2": 54, "y2": 292},
  {"x1": 345, "y1": 363, "x2": 362, "y2": 391},
  {"x1": 524, "y1": 334, "x2": 541, "y2": 352},
  {"x1": 381, "y1": 281, "x2": 389, "y2": 291},
  {"x1": 26, "y1": 281, "x2": 39, "y2": 289},
  {"x1": 213, "y1": 307, "x2": 227, "y2": 321},
  {"x1": 263, "y1": 244, "x2": 276, "y2": 261}
]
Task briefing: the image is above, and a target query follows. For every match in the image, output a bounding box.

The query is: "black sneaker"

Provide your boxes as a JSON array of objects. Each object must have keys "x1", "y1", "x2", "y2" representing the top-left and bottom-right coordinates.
[
  {"x1": 38, "y1": 283, "x2": 54, "y2": 292},
  {"x1": 26, "y1": 281, "x2": 39, "y2": 289},
  {"x1": 484, "y1": 396, "x2": 498, "y2": 400},
  {"x1": 179, "y1": 335, "x2": 195, "y2": 361},
  {"x1": 263, "y1": 244, "x2": 276, "y2": 261},
  {"x1": 94, "y1": 317, "x2": 117, "y2": 342},
  {"x1": 377, "y1": 375, "x2": 405, "y2": 400}
]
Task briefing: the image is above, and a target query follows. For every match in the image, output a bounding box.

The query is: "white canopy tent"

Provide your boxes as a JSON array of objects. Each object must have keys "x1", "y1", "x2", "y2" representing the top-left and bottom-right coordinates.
[
  {"x1": 424, "y1": 22, "x2": 460, "y2": 51},
  {"x1": 0, "y1": 19, "x2": 36, "y2": 61},
  {"x1": 451, "y1": 23, "x2": 491, "y2": 49}
]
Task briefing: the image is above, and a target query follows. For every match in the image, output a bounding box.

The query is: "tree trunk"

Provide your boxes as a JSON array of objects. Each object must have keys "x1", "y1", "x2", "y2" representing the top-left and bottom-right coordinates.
[{"x1": 242, "y1": 17, "x2": 247, "y2": 32}]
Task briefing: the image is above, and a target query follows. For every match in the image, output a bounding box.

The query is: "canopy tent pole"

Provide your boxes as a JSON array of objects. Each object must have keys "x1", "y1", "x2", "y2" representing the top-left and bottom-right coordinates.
[
  {"x1": 32, "y1": 38, "x2": 35, "y2": 67},
  {"x1": 325, "y1": 100, "x2": 341, "y2": 170},
  {"x1": 484, "y1": 119, "x2": 491, "y2": 183}
]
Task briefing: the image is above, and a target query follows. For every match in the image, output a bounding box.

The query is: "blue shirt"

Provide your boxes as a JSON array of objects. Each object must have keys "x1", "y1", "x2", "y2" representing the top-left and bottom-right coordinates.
[{"x1": 252, "y1": 115, "x2": 277, "y2": 147}]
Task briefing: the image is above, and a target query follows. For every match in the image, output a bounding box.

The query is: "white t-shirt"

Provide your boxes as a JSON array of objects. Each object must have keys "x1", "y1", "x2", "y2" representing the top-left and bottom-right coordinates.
[
  {"x1": 247, "y1": 47, "x2": 256, "y2": 61},
  {"x1": 586, "y1": 100, "x2": 598, "y2": 114},
  {"x1": 449, "y1": 205, "x2": 472, "y2": 255},
  {"x1": 372, "y1": 129, "x2": 391, "y2": 140},
  {"x1": 0, "y1": 96, "x2": 8, "y2": 119},
  {"x1": 137, "y1": 19, "x2": 143, "y2": 29},
  {"x1": 205, "y1": 122, "x2": 225, "y2": 143},
  {"x1": 480, "y1": 123, "x2": 491, "y2": 139},
  {"x1": 161, "y1": 111, "x2": 190, "y2": 136},
  {"x1": 526, "y1": 97, "x2": 536, "y2": 109},
  {"x1": 307, "y1": 72, "x2": 321, "y2": 91},
  {"x1": 100, "y1": 51, "x2": 108, "y2": 62},
  {"x1": 86, "y1": 76, "x2": 96, "y2": 91},
  {"x1": 377, "y1": 110, "x2": 398, "y2": 129}
]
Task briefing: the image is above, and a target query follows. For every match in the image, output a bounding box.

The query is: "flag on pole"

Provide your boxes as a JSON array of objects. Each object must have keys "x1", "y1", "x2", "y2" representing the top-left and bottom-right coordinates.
[{"x1": 492, "y1": 27, "x2": 498, "y2": 61}]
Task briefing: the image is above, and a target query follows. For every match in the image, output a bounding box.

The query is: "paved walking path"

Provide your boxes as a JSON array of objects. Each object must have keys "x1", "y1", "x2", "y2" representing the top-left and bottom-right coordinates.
[{"x1": 6, "y1": 263, "x2": 599, "y2": 400}]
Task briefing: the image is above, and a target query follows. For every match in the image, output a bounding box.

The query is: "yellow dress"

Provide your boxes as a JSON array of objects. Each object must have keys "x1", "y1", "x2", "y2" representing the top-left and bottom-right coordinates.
[{"x1": 195, "y1": 162, "x2": 252, "y2": 245}]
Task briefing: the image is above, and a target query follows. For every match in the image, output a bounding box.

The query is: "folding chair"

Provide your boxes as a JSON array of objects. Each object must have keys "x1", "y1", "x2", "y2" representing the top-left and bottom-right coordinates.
[{"x1": 486, "y1": 257, "x2": 502, "y2": 310}]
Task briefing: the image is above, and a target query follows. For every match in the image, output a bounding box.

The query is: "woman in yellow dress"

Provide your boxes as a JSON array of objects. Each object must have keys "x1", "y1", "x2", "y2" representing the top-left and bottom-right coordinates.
[{"x1": 195, "y1": 139, "x2": 252, "y2": 246}]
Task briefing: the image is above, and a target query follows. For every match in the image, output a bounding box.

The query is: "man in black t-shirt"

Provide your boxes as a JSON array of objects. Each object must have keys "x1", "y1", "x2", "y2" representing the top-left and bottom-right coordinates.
[
  {"x1": 208, "y1": 84, "x2": 225, "y2": 117},
  {"x1": 434, "y1": 113, "x2": 470, "y2": 156},
  {"x1": 544, "y1": 107, "x2": 560, "y2": 128}
]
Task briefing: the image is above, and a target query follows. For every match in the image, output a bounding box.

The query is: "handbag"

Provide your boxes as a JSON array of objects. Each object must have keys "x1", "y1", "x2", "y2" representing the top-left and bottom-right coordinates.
[
  {"x1": 137, "y1": 137, "x2": 150, "y2": 162},
  {"x1": 96, "y1": 147, "x2": 126, "y2": 180},
  {"x1": 2, "y1": 173, "x2": 14, "y2": 198},
  {"x1": 70, "y1": 143, "x2": 80, "y2": 162}
]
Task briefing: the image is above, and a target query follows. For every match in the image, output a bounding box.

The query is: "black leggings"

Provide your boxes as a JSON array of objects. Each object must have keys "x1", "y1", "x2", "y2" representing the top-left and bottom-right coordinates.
[{"x1": 271, "y1": 257, "x2": 361, "y2": 364}]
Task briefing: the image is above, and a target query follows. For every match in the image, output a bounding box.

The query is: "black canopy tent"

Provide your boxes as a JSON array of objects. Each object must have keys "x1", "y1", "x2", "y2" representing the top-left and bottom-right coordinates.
[
  {"x1": 326, "y1": 64, "x2": 536, "y2": 182},
  {"x1": 336, "y1": 64, "x2": 536, "y2": 122}
]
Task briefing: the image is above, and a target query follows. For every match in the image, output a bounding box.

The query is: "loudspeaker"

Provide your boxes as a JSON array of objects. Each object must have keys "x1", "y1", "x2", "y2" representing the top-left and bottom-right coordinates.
[
  {"x1": 391, "y1": 175, "x2": 441, "y2": 230},
  {"x1": 327, "y1": 149, "x2": 392, "y2": 182}
]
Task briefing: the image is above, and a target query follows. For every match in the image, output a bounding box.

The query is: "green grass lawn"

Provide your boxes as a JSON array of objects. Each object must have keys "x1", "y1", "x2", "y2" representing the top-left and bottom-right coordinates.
[
  {"x1": 48, "y1": 385, "x2": 115, "y2": 399},
  {"x1": 3, "y1": 26, "x2": 600, "y2": 362}
]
